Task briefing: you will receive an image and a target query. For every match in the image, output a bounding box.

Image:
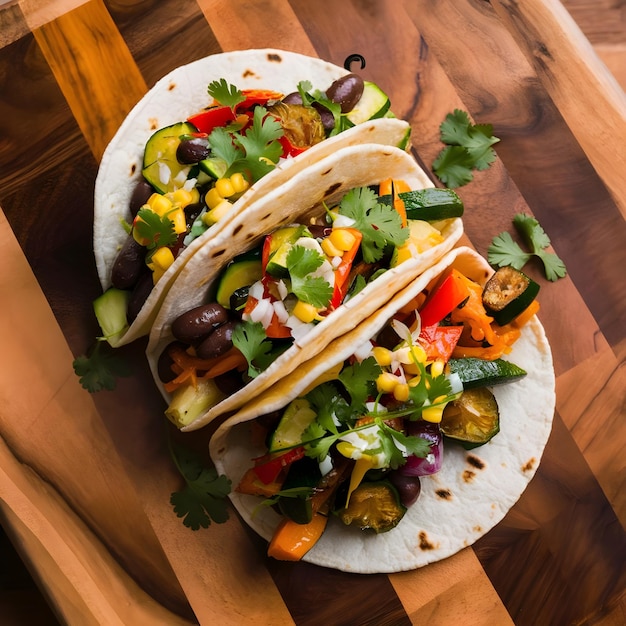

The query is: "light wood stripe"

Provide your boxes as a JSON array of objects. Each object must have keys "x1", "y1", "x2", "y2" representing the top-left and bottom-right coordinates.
[{"x1": 31, "y1": 0, "x2": 147, "y2": 161}]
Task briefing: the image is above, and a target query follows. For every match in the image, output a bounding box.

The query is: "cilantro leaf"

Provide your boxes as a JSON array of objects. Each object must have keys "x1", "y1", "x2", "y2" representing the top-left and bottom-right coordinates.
[
  {"x1": 305, "y1": 383, "x2": 345, "y2": 433},
  {"x1": 286, "y1": 245, "x2": 334, "y2": 308},
  {"x1": 134, "y1": 207, "x2": 178, "y2": 249},
  {"x1": 73, "y1": 340, "x2": 131, "y2": 392},
  {"x1": 207, "y1": 79, "x2": 245, "y2": 111},
  {"x1": 338, "y1": 357, "x2": 381, "y2": 408},
  {"x1": 231, "y1": 321, "x2": 274, "y2": 378},
  {"x1": 169, "y1": 440, "x2": 231, "y2": 530},
  {"x1": 433, "y1": 109, "x2": 500, "y2": 188},
  {"x1": 339, "y1": 187, "x2": 408, "y2": 262},
  {"x1": 487, "y1": 231, "x2": 531, "y2": 270},
  {"x1": 208, "y1": 126, "x2": 242, "y2": 168},
  {"x1": 432, "y1": 146, "x2": 475, "y2": 188},
  {"x1": 489, "y1": 213, "x2": 567, "y2": 281}
]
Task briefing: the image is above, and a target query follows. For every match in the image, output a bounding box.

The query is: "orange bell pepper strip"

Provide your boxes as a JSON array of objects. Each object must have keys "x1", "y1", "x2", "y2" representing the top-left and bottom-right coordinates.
[
  {"x1": 267, "y1": 510, "x2": 330, "y2": 561},
  {"x1": 380, "y1": 178, "x2": 410, "y2": 227},
  {"x1": 329, "y1": 228, "x2": 363, "y2": 310}
]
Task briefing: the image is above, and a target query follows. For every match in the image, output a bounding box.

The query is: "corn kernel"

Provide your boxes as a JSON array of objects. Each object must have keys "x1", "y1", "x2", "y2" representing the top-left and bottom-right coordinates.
[
  {"x1": 430, "y1": 359, "x2": 445, "y2": 378},
  {"x1": 215, "y1": 177, "x2": 236, "y2": 198},
  {"x1": 376, "y1": 372, "x2": 398, "y2": 394},
  {"x1": 293, "y1": 300, "x2": 320, "y2": 324},
  {"x1": 147, "y1": 193, "x2": 173, "y2": 216},
  {"x1": 393, "y1": 383, "x2": 410, "y2": 402},
  {"x1": 151, "y1": 246, "x2": 175, "y2": 270},
  {"x1": 205, "y1": 187, "x2": 223, "y2": 210},
  {"x1": 422, "y1": 405, "x2": 444, "y2": 423},
  {"x1": 202, "y1": 199, "x2": 233, "y2": 226},
  {"x1": 321, "y1": 237, "x2": 343, "y2": 258},
  {"x1": 169, "y1": 188, "x2": 193, "y2": 208},
  {"x1": 372, "y1": 346, "x2": 393, "y2": 367},
  {"x1": 168, "y1": 207, "x2": 187, "y2": 234},
  {"x1": 230, "y1": 172, "x2": 249, "y2": 194},
  {"x1": 329, "y1": 228, "x2": 357, "y2": 252}
]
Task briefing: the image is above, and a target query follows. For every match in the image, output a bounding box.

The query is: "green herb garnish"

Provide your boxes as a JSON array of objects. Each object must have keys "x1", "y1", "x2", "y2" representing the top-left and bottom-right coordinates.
[
  {"x1": 133, "y1": 207, "x2": 178, "y2": 249},
  {"x1": 169, "y1": 439, "x2": 231, "y2": 530},
  {"x1": 207, "y1": 79, "x2": 246, "y2": 111},
  {"x1": 433, "y1": 109, "x2": 500, "y2": 188},
  {"x1": 488, "y1": 213, "x2": 567, "y2": 281},
  {"x1": 286, "y1": 245, "x2": 334, "y2": 308},
  {"x1": 72, "y1": 340, "x2": 131, "y2": 392}
]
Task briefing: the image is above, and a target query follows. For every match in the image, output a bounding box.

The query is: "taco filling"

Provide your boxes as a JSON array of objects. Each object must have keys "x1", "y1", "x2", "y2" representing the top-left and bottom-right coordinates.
[
  {"x1": 155, "y1": 179, "x2": 464, "y2": 428},
  {"x1": 228, "y1": 259, "x2": 540, "y2": 562},
  {"x1": 99, "y1": 74, "x2": 399, "y2": 338}
]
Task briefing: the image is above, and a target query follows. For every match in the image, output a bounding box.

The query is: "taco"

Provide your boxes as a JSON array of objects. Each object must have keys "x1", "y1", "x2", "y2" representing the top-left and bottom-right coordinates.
[
  {"x1": 208, "y1": 246, "x2": 555, "y2": 573},
  {"x1": 146, "y1": 143, "x2": 464, "y2": 431},
  {"x1": 93, "y1": 48, "x2": 412, "y2": 347}
]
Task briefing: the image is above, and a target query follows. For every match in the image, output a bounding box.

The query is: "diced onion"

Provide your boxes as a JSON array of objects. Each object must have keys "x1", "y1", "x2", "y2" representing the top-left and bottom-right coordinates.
[
  {"x1": 248, "y1": 281, "x2": 265, "y2": 301},
  {"x1": 272, "y1": 300, "x2": 289, "y2": 324},
  {"x1": 333, "y1": 214, "x2": 356, "y2": 228},
  {"x1": 158, "y1": 162, "x2": 171, "y2": 185}
]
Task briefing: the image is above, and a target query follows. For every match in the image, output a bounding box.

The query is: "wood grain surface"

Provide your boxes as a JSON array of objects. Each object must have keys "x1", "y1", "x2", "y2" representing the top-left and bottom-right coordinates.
[{"x1": 1, "y1": 1, "x2": 624, "y2": 625}]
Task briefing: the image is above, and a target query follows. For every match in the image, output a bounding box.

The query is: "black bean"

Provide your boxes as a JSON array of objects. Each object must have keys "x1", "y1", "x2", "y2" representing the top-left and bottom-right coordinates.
[
  {"x1": 127, "y1": 270, "x2": 154, "y2": 323},
  {"x1": 176, "y1": 136, "x2": 210, "y2": 164},
  {"x1": 111, "y1": 235, "x2": 146, "y2": 290},
  {"x1": 171, "y1": 304, "x2": 229, "y2": 343},
  {"x1": 387, "y1": 472, "x2": 421, "y2": 507},
  {"x1": 196, "y1": 320, "x2": 238, "y2": 359},
  {"x1": 326, "y1": 73, "x2": 364, "y2": 114},
  {"x1": 313, "y1": 102, "x2": 335, "y2": 133},
  {"x1": 281, "y1": 91, "x2": 303, "y2": 105},
  {"x1": 129, "y1": 180, "x2": 154, "y2": 217}
]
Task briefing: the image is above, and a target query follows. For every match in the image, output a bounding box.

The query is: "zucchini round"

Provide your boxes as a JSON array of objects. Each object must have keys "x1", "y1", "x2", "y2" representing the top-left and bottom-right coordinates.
[{"x1": 482, "y1": 266, "x2": 540, "y2": 326}]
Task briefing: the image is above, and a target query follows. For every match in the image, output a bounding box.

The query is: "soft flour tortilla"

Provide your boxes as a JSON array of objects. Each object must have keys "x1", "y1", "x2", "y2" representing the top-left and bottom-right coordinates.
[
  {"x1": 147, "y1": 143, "x2": 463, "y2": 431},
  {"x1": 209, "y1": 246, "x2": 555, "y2": 573},
  {"x1": 94, "y1": 48, "x2": 411, "y2": 346}
]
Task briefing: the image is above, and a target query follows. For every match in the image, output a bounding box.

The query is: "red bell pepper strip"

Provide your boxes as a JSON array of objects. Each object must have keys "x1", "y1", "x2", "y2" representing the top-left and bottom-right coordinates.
[
  {"x1": 418, "y1": 268, "x2": 471, "y2": 328},
  {"x1": 278, "y1": 134, "x2": 309, "y2": 158},
  {"x1": 253, "y1": 446, "x2": 306, "y2": 484},
  {"x1": 329, "y1": 228, "x2": 363, "y2": 310},
  {"x1": 419, "y1": 325, "x2": 463, "y2": 363}
]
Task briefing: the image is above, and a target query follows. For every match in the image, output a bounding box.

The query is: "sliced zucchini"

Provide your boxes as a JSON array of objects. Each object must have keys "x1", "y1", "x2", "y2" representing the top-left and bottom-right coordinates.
[
  {"x1": 379, "y1": 188, "x2": 464, "y2": 221},
  {"x1": 265, "y1": 225, "x2": 310, "y2": 278},
  {"x1": 337, "y1": 480, "x2": 406, "y2": 533},
  {"x1": 346, "y1": 81, "x2": 391, "y2": 125},
  {"x1": 482, "y1": 266, "x2": 540, "y2": 326},
  {"x1": 448, "y1": 358, "x2": 527, "y2": 389},
  {"x1": 268, "y1": 398, "x2": 317, "y2": 453},
  {"x1": 142, "y1": 122, "x2": 196, "y2": 194},
  {"x1": 199, "y1": 156, "x2": 228, "y2": 180},
  {"x1": 215, "y1": 259, "x2": 263, "y2": 309},
  {"x1": 93, "y1": 288, "x2": 130, "y2": 345},
  {"x1": 441, "y1": 387, "x2": 500, "y2": 449}
]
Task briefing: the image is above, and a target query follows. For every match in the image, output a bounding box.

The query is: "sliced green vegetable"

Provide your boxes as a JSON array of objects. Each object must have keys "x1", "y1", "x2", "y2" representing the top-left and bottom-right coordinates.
[
  {"x1": 142, "y1": 121, "x2": 196, "y2": 193},
  {"x1": 337, "y1": 480, "x2": 406, "y2": 533},
  {"x1": 441, "y1": 387, "x2": 500, "y2": 449},
  {"x1": 482, "y1": 266, "x2": 540, "y2": 325},
  {"x1": 215, "y1": 259, "x2": 263, "y2": 309},
  {"x1": 448, "y1": 358, "x2": 526, "y2": 389},
  {"x1": 265, "y1": 226, "x2": 310, "y2": 278},
  {"x1": 165, "y1": 378, "x2": 225, "y2": 428},
  {"x1": 269, "y1": 398, "x2": 317, "y2": 452},
  {"x1": 346, "y1": 81, "x2": 391, "y2": 125},
  {"x1": 93, "y1": 288, "x2": 130, "y2": 345},
  {"x1": 199, "y1": 156, "x2": 228, "y2": 180},
  {"x1": 379, "y1": 188, "x2": 464, "y2": 221}
]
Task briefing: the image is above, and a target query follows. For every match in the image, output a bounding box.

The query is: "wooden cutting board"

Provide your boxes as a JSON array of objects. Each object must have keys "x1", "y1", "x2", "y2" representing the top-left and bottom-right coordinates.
[{"x1": 1, "y1": 0, "x2": 624, "y2": 624}]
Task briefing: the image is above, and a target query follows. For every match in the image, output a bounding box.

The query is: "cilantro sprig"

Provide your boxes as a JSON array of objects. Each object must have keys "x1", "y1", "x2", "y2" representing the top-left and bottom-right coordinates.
[
  {"x1": 338, "y1": 187, "x2": 408, "y2": 262},
  {"x1": 169, "y1": 439, "x2": 231, "y2": 530},
  {"x1": 286, "y1": 245, "x2": 334, "y2": 308},
  {"x1": 296, "y1": 80, "x2": 348, "y2": 136},
  {"x1": 133, "y1": 207, "x2": 178, "y2": 249},
  {"x1": 433, "y1": 109, "x2": 500, "y2": 188},
  {"x1": 207, "y1": 78, "x2": 246, "y2": 111},
  {"x1": 488, "y1": 213, "x2": 567, "y2": 281},
  {"x1": 209, "y1": 105, "x2": 284, "y2": 183},
  {"x1": 73, "y1": 340, "x2": 131, "y2": 392},
  {"x1": 231, "y1": 320, "x2": 275, "y2": 378}
]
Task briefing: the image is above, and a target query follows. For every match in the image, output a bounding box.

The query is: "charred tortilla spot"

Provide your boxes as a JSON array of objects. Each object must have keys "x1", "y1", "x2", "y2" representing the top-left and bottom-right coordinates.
[
  {"x1": 267, "y1": 53, "x2": 282, "y2": 63},
  {"x1": 168, "y1": 82, "x2": 176, "y2": 91},
  {"x1": 418, "y1": 531, "x2": 437, "y2": 551},
  {"x1": 322, "y1": 168, "x2": 333, "y2": 176},
  {"x1": 149, "y1": 117, "x2": 158, "y2": 130},
  {"x1": 243, "y1": 69, "x2": 255, "y2": 78},
  {"x1": 233, "y1": 224, "x2": 243, "y2": 236},
  {"x1": 435, "y1": 489, "x2": 452, "y2": 500},
  {"x1": 463, "y1": 469, "x2": 475, "y2": 483},
  {"x1": 473, "y1": 525, "x2": 482, "y2": 533},
  {"x1": 522, "y1": 457, "x2": 536, "y2": 472},
  {"x1": 211, "y1": 248, "x2": 226, "y2": 259},
  {"x1": 324, "y1": 183, "x2": 342, "y2": 197},
  {"x1": 130, "y1": 164, "x2": 136, "y2": 175},
  {"x1": 466, "y1": 455, "x2": 485, "y2": 470}
]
